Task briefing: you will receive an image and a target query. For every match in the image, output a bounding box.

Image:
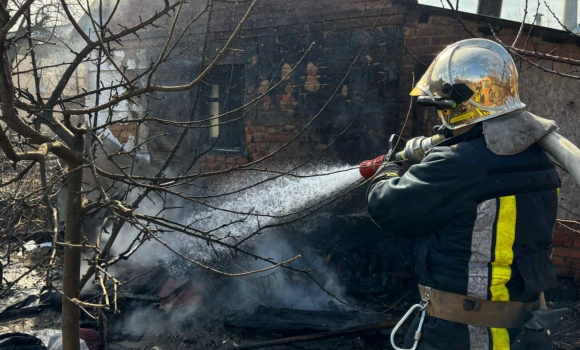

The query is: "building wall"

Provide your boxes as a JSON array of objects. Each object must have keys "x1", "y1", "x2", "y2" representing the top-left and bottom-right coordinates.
[
  {"x1": 552, "y1": 220, "x2": 580, "y2": 282},
  {"x1": 98, "y1": 0, "x2": 409, "y2": 169},
  {"x1": 172, "y1": 0, "x2": 408, "y2": 171},
  {"x1": 199, "y1": 0, "x2": 407, "y2": 167}
]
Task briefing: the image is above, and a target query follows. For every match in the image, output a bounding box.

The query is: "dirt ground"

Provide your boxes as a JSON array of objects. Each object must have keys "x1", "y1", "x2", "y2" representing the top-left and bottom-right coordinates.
[
  {"x1": 1, "y1": 307, "x2": 373, "y2": 350},
  {"x1": 552, "y1": 301, "x2": 580, "y2": 350},
  {"x1": 3, "y1": 304, "x2": 580, "y2": 350},
  {"x1": 0, "y1": 249, "x2": 376, "y2": 350},
  {"x1": 1, "y1": 247, "x2": 62, "y2": 334}
]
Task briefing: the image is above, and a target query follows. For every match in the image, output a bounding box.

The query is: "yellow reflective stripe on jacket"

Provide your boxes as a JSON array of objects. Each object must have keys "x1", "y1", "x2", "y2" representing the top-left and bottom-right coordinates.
[
  {"x1": 490, "y1": 195, "x2": 516, "y2": 301},
  {"x1": 490, "y1": 195, "x2": 517, "y2": 350},
  {"x1": 491, "y1": 328, "x2": 511, "y2": 350}
]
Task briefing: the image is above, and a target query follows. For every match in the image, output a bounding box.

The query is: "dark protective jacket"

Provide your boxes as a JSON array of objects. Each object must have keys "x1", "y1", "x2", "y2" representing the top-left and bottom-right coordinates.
[{"x1": 367, "y1": 124, "x2": 560, "y2": 350}]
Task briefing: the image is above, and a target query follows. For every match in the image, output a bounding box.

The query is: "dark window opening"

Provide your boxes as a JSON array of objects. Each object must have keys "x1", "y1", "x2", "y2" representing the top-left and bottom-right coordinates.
[{"x1": 199, "y1": 64, "x2": 245, "y2": 152}]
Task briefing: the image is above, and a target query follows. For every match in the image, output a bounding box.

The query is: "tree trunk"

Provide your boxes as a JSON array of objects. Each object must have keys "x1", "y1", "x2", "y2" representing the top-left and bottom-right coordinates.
[{"x1": 62, "y1": 164, "x2": 83, "y2": 350}]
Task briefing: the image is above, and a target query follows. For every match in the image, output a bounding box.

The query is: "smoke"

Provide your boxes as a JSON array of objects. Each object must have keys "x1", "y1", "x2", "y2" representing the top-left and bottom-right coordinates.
[
  {"x1": 209, "y1": 231, "x2": 349, "y2": 312},
  {"x1": 120, "y1": 297, "x2": 204, "y2": 337},
  {"x1": 118, "y1": 230, "x2": 350, "y2": 336},
  {"x1": 80, "y1": 188, "x2": 185, "y2": 293},
  {"x1": 89, "y1": 163, "x2": 362, "y2": 333}
]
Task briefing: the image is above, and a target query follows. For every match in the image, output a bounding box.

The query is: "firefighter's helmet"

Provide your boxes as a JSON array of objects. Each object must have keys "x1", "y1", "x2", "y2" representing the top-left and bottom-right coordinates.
[{"x1": 410, "y1": 38, "x2": 525, "y2": 130}]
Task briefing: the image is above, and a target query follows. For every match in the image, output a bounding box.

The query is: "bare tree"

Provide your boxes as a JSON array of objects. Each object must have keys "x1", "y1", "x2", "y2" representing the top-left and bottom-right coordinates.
[
  {"x1": 0, "y1": 0, "x2": 392, "y2": 349},
  {"x1": 441, "y1": 0, "x2": 580, "y2": 79}
]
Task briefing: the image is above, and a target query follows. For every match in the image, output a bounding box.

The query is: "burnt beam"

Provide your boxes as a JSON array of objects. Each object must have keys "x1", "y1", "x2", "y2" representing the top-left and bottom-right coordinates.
[
  {"x1": 225, "y1": 306, "x2": 396, "y2": 332},
  {"x1": 223, "y1": 319, "x2": 399, "y2": 350}
]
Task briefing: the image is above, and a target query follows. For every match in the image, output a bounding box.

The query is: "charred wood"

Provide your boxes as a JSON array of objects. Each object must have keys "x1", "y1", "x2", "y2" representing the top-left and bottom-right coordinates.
[
  {"x1": 223, "y1": 319, "x2": 399, "y2": 350},
  {"x1": 224, "y1": 305, "x2": 396, "y2": 332}
]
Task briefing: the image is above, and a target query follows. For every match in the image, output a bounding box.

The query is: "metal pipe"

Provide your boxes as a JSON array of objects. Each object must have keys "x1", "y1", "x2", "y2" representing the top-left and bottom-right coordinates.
[
  {"x1": 538, "y1": 131, "x2": 580, "y2": 188},
  {"x1": 477, "y1": 0, "x2": 503, "y2": 17},
  {"x1": 562, "y1": 0, "x2": 578, "y2": 30}
]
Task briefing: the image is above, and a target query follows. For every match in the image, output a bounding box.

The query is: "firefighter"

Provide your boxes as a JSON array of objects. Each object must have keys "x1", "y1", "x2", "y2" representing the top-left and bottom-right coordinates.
[{"x1": 367, "y1": 38, "x2": 566, "y2": 349}]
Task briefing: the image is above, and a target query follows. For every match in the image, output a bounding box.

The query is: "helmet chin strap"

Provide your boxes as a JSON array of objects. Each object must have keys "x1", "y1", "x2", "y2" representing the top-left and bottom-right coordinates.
[
  {"x1": 438, "y1": 125, "x2": 455, "y2": 139},
  {"x1": 434, "y1": 124, "x2": 465, "y2": 138}
]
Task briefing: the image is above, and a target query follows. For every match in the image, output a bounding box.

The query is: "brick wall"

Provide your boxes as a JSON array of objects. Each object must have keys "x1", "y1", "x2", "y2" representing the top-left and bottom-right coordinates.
[
  {"x1": 114, "y1": 0, "x2": 410, "y2": 172},
  {"x1": 552, "y1": 221, "x2": 580, "y2": 282},
  {"x1": 194, "y1": 0, "x2": 408, "y2": 171},
  {"x1": 196, "y1": 155, "x2": 249, "y2": 172}
]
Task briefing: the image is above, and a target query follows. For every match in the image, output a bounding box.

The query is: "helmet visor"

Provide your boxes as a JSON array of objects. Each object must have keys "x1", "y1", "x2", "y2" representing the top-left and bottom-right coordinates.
[{"x1": 409, "y1": 47, "x2": 453, "y2": 98}]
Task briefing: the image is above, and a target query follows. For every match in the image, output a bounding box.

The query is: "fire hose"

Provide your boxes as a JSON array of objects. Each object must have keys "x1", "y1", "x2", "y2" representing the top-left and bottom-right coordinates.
[
  {"x1": 359, "y1": 131, "x2": 580, "y2": 190},
  {"x1": 537, "y1": 132, "x2": 580, "y2": 189}
]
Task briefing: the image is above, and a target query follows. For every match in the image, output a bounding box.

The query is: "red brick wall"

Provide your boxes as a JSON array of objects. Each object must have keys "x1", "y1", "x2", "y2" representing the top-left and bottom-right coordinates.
[
  {"x1": 245, "y1": 123, "x2": 302, "y2": 160},
  {"x1": 137, "y1": 0, "x2": 409, "y2": 172},
  {"x1": 552, "y1": 220, "x2": 580, "y2": 282},
  {"x1": 187, "y1": 0, "x2": 409, "y2": 173}
]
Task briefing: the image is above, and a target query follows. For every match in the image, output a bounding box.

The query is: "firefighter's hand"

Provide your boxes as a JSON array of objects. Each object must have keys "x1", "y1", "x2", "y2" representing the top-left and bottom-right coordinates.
[{"x1": 374, "y1": 163, "x2": 402, "y2": 180}]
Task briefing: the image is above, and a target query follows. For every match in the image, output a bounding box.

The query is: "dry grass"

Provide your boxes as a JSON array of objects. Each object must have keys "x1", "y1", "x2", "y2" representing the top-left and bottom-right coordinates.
[{"x1": 0, "y1": 153, "x2": 61, "y2": 255}]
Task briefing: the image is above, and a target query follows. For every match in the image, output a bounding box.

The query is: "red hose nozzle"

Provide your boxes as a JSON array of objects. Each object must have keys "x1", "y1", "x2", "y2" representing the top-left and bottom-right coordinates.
[{"x1": 359, "y1": 155, "x2": 386, "y2": 180}]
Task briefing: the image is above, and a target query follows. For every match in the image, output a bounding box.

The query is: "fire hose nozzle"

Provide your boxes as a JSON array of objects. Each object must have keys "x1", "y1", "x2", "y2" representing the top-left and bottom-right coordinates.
[
  {"x1": 394, "y1": 134, "x2": 447, "y2": 164},
  {"x1": 359, "y1": 155, "x2": 387, "y2": 180},
  {"x1": 359, "y1": 134, "x2": 447, "y2": 179}
]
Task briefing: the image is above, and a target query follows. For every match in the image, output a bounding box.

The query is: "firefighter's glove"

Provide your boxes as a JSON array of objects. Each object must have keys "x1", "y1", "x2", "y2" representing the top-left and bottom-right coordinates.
[
  {"x1": 373, "y1": 163, "x2": 402, "y2": 181},
  {"x1": 366, "y1": 163, "x2": 401, "y2": 201}
]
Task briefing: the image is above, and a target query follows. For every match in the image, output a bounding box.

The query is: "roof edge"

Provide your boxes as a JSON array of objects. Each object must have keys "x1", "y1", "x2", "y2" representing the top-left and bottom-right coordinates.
[{"x1": 418, "y1": 4, "x2": 580, "y2": 43}]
